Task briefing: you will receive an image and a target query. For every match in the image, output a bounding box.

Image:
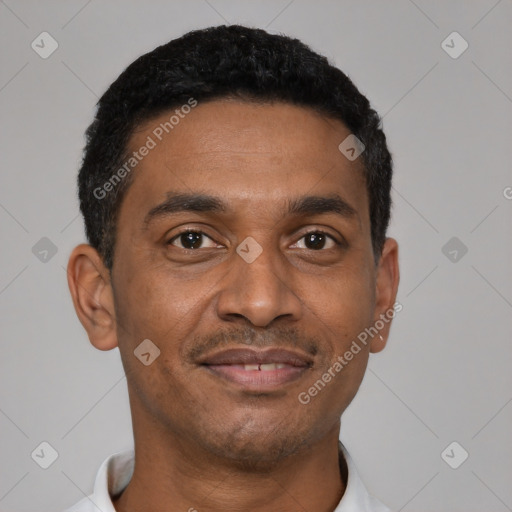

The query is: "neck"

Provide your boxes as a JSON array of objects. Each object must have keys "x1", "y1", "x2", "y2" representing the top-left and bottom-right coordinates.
[{"x1": 113, "y1": 413, "x2": 345, "y2": 512}]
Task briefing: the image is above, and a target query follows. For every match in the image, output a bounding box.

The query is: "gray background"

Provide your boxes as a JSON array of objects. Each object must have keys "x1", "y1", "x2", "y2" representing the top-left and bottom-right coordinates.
[{"x1": 1, "y1": 1, "x2": 511, "y2": 511}]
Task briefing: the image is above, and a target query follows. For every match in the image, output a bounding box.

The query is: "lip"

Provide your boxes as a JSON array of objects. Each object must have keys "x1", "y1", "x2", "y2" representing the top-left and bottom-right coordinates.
[
  {"x1": 198, "y1": 348, "x2": 313, "y2": 391},
  {"x1": 198, "y1": 348, "x2": 313, "y2": 367}
]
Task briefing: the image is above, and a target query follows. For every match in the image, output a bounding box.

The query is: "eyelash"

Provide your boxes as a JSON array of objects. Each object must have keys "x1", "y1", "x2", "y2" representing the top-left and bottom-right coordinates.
[{"x1": 166, "y1": 229, "x2": 342, "y2": 250}]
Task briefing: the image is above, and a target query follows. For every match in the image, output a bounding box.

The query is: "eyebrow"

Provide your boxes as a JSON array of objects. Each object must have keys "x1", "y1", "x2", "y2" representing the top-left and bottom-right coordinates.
[
  {"x1": 142, "y1": 191, "x2": 357, "y2": 228},
  {"x1": 288, "y1": 194, "x2": 357, "y2": 218}
]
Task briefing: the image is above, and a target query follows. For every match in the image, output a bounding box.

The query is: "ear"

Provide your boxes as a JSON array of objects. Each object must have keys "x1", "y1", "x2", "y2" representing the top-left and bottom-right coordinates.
[
  {"x1": 370, "y1": 237, "x2": 400, "y2": 353},
  {"x1": 66, "y1": 244, "x2": 118, "y2": 351}
]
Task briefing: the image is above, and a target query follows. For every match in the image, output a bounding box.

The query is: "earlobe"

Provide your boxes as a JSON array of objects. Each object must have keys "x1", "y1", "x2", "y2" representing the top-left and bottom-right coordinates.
[
  {"x1": 370, "y1": 237, "x2": 400, "y2": 354},
  {"x1": 66, "y1": 244, "x2": 118, "y2": 351}
]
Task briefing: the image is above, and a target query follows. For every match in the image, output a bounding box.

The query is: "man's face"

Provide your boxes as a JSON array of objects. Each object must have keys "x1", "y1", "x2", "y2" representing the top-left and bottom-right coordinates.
[{"x1": 109, "y1": 100, "x2": 390, "y2": 467}]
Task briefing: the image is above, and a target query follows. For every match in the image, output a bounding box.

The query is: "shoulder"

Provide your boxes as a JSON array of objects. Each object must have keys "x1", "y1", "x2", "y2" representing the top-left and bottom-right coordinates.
[
  {"x1": 337, "y1": 442, "x2": 393, "y2": 512},
  {"x1": 61, "y1": 449, "x2": 134, "y2": 512}
]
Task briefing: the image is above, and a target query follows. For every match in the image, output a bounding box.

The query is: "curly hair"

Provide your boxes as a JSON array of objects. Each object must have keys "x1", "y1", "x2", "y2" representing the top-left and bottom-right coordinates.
[{"x1": 78, "y1": 24, "x2": 393, "y2": 271}]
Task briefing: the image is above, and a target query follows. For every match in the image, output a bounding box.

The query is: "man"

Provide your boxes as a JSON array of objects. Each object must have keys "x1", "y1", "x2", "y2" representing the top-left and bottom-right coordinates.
[{"x1": 66, "y1": 24, "x2": 399, "y2": 512}]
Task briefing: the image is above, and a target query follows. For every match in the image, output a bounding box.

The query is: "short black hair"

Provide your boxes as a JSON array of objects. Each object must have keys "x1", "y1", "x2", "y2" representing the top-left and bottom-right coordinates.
[{"x1": 78, "y1": 24, "x2": 393, "y2": 271}]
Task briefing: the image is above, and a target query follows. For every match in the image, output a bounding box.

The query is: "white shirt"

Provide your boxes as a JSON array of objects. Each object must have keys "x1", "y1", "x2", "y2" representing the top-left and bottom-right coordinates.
[{"x1": 64, "y1": 442, "x2": 391, "y2": 512}]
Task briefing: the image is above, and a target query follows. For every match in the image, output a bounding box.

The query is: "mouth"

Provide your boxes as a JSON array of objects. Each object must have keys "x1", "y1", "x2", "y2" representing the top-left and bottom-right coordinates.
[{"x1": 198, "y1": 348, "x2": 313, "y2": 391}]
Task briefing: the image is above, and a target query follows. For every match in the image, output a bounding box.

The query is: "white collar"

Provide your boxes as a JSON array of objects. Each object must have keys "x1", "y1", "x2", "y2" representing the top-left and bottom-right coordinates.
[{"x1": 64, "y1": 442, "x2": 390, "y2": 512}]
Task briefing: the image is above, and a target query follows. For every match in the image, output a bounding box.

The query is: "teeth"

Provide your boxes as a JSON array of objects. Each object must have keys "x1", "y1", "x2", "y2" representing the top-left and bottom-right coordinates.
[{"x1": 242, "y1": 363, "x2": 289, "y2": 371}]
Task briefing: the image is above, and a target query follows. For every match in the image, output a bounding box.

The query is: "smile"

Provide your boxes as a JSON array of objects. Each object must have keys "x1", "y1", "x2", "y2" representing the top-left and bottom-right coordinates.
[{"x1": 198, "y1": 348, "x2": 313, "y2": 391}]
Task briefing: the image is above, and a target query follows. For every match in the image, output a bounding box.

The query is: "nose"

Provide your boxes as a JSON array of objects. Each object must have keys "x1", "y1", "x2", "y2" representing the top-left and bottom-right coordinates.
[{"x1": 215, "y1": 242, "x2": 303, "y2": 328}]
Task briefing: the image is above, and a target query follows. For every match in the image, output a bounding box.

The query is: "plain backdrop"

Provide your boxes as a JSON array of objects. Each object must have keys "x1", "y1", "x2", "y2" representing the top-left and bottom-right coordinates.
[{"x1": 1, "y1": 1, "x2": 511, "y2": 511}]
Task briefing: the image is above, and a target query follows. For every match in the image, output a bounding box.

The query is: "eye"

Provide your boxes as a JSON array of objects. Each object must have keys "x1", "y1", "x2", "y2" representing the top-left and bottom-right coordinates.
[
  {"x1": 167, "y1": 230, "x2": 218, "y2": 250},
  {"x1": 292, "y1": 230, "x2": 340, "y2": 250}
]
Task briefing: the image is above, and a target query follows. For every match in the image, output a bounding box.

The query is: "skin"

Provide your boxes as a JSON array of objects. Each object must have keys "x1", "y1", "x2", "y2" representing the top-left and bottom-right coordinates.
[{"x1": 67, "y1": 99, "x2": 399, "y2": 512}]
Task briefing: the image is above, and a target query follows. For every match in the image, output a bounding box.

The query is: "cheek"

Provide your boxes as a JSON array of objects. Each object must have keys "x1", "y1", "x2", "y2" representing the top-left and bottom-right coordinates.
[
  {"x1": 114, "y1": 263, "x2": 207, "y2": 341},
  {"x1": 113, "y1": 266, "x2": 204, "y2": 417},
  {"x1": 300, "y1": 263, "x2": 375, "y2": 407},
  {"x1": 307, "y1": 266, "x2": 375, "y2": 340},
  {"x1": 112, "y1": 263, "x2": 216, "y2": 397}
]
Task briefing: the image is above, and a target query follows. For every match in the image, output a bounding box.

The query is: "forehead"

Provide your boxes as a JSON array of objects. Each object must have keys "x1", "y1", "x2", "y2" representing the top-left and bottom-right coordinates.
[{"x1": 118, "y1": 100, "x2": 368, "y2": 226}]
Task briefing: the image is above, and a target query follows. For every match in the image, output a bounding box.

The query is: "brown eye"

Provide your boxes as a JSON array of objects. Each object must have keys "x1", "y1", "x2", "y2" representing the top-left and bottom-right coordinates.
[
  {"x1": 293, "y1": 231, "x2": 339, "y2": 250},
  {"x1": 168, "y1": 231, "x2": 217, "y2": 250},
  {"x1": 305, "y1": 232, "x2": 327, "y2": 250}
]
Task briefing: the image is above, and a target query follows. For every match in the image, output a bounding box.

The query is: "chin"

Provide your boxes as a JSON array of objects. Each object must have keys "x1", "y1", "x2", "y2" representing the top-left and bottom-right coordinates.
[
  {"x1": 215, "y1": 439, "x2": 305, "y2": 472},
  {"x1": 197, "y1": 418, "x2": 312, "y2": 472}
]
